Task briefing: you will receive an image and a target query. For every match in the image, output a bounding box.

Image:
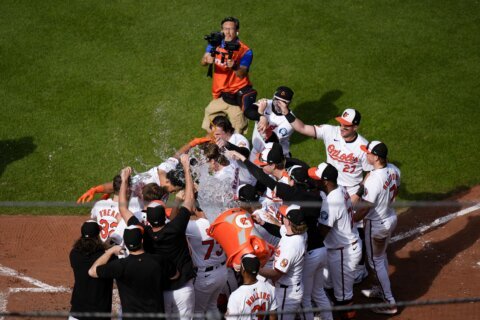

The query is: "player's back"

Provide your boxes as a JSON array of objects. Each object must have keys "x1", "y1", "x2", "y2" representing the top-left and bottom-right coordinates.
[
  {"x1": 320, "y1": 187, "x2": 359, "y2": 249},
  {"x1": 226, "y1": 280, "x2": 277, "y2": 320},
  {"x1": 364, "y1": 163, "x2": 401, "y2": 221},
  {"x1": 185, "y1": 218, "x2": 226, "y2": 268}
]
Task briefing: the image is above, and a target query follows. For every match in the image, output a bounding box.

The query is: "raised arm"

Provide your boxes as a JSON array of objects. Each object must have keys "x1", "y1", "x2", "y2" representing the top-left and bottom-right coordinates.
[
  {"x1": 180, "y1": 154, "x2": 194, "y2": 212},
  {"x1": 118, "y1": 167, "x2": 134, "y2": 223},
  {"x1": 276, "y1": 100, "x2": 317, "y2": 138}
]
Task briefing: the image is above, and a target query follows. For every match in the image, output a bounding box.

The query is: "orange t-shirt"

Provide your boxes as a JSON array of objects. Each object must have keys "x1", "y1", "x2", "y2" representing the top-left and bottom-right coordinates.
[{"x1": 211, "y1": 41, "x2": 252, "y2": 99}]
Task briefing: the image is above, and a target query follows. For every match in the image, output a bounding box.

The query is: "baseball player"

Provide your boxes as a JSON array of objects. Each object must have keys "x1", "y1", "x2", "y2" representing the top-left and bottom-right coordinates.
[
  {"x1": 252, "y1": 142, "x2": 293, "y2": 223},
  {"x1": 185, "y1": 212, "x2": 228, "y2": 313},
  {"x1": 211, "y1": 115, "x2": 256, "y2": 186},
  {"x1": 89, "y1": 175, "x2": 143, "y2": 243},
  {"x1": 259, "y1": 205, "x2": 307, "y2": 320},
  {"x1": 76, "y1": 137, "x2": 211, "y2": 204},
  {"x1": 226, "y1": 254, "x2": 278, "y2": 320},
  {"x1": 278, "y1": 106, "x2": 373, "y2": 282},
  {"x1": 354, "y1": 141, "x2": 400, "y2": 315},
  {"x1": 249, "y1": 86, "x2": 295, "y2": 162},
  {"x1": 118, "y1": 154, "x2": 198, "y2": 319},
  {"x1": 309, "y1": 163, "x2": 361, "y2": 320}
]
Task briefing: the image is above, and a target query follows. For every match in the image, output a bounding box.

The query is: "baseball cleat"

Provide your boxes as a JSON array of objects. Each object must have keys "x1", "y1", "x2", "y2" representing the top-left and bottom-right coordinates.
[
  {"x1": 361, "y1": 286, "x2": 384, "y2": 299},
  {"x1": 371, "y1": 305, "x2": 398, "y2": 315}
]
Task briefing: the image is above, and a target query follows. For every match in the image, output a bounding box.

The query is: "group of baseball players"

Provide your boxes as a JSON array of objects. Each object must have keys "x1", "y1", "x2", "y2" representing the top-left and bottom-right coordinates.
[{"x1": 69, "y1": 16, "x2": 401, "y2": 320}]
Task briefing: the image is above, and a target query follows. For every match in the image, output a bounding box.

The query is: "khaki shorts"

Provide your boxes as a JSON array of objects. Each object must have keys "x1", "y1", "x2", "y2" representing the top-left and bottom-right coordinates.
[{"x1": 201, "y1": 98, "x2": 248, "y2": 134}]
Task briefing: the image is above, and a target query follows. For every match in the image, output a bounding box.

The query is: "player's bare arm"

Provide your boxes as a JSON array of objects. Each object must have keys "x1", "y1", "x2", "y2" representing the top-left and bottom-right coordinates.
[
  {"x1": 88, "y1": 245, "x2": 123, "y2": 278},
  {"x1": 259, "y1": 267, "x2": 284, "y2": 282},
  {"x1": 180, "y1": 154, "x2": 195, "y2": 212},
  {"x1": 278, "y1": 102, "x2": 316, "y2": 137},
  {"x1": 353, "y1": 200, "x2": 373, "y2": 222},
  {"x1": 118, "y1": 167, "x2": 134, "y2": 222}
]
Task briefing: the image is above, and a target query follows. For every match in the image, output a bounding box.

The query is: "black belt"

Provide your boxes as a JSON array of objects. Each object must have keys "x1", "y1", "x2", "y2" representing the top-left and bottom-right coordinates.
[
  {"x1": 330, "y1": 240, "x2": 358, "y2": 251},
  {"x1": 194, "y1": 261, "x2": 226, "y2": 273},
  {"x1": 278, "y1": 282, "x2": 301, "y2": 289}
]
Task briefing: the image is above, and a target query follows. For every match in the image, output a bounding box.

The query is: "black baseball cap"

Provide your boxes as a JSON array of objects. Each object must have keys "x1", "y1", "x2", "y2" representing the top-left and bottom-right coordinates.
[
  {"x1": 123, "y1": 225, "x2": 144, "y2": 251},
  {"x1": 279, "y1": 204, "x2": 306, "y2": 225},
  {"x1": 236, "y1": 184, "x2": 260, "y2": 202},
  {"x1": 308, "y1": 162, "x2": 338, "y2": 182},
  {"x1": 335, "y1": 108, "x2": 361, "y2": 126},
  {"x1": 81, "y1": 220, "x2": 100, "y2": 239},
  {"x1": 146, "y1": 201, "x2": 166, "y2": 227},
  {"x1": 254, "y1": 142, "x2": 285, "y2": 166},
  {"x1": 274, "y1": 86, "x2": 294, "y2": 102},
  {"x1": 241, "y1": 254, "x2": 260, "y2": 274},
  {"x1": 287, "y1": 165, "x2": 309, "y2": 185},
  {"x1": 361, "y1": 141, "x2": 388, "y2": 159}
]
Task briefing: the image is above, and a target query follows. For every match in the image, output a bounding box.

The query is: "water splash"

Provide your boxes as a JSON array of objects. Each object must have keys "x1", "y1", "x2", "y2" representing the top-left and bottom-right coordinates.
[{"x1": 190, "y1": 147, "x2": 238, "y2": 223}]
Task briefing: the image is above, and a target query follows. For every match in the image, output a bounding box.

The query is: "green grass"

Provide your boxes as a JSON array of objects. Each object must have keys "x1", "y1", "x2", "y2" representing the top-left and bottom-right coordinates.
[{"x1": 1, "y1": 0, "x2": 479, "y2": 213}]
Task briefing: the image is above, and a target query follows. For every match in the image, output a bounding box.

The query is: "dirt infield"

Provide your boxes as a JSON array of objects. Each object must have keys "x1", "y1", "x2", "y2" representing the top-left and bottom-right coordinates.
[{"x1": 0, "y1": 187, "x2": 479, "y2": 319}]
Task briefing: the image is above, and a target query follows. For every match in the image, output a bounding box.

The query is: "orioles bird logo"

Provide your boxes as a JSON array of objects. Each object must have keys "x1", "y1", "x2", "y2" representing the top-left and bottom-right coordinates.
[
  {"x1": 281, "y1": 91, "x2": 286, "y2": 97},
  {"x1": 343, "y1": 112, "x2": 349, "y2": 117},
  {"x1": 280, "y1": 259, "x2": 288, "y2": 267}
]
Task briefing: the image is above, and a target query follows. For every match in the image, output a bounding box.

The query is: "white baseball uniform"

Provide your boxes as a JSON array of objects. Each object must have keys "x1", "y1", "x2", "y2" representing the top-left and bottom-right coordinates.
[
  {"x1": 130, "y1": 157, "x2": 179, "y2": 200},
  {"x1": 90, "y1": 197, "x2": 143, "y2": 243},
  {"x1": 272, "y1": 232, "x2": 306, "y2": 320},
  {"x1": 228, "y1": 133, "x2": 257, "y2": 186},
  {"x1": 250, "y1": 100, "x2": 294, "y2": 161},
  {"x1": 226, "y1": 280, "x2": 277, "y2": 320},
  {"x1": 313, "y1": 125, "x2": 373, "y2": 194},
  {"x1": 362, "y1": 163, "x2": 401, "y2": 304},
  {"x1": 186, "y1": 218, "x2": 228, "y2": 313},
  {"x1": 319, "y1": 186, "x2": 361, "y2": 302}
]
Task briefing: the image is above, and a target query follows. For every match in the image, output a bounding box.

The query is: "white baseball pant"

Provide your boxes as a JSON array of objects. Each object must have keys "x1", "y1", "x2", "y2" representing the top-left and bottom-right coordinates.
[
  {"x1": 365, "y1": 215, "x2": 397, "y2": 304},
  {"x1": 194, "y1": 264, "x2": 228, "y2": 313},
  {"x1": 301, "y1": 247, "x2": 332, "y2": 320},
  {"x1": 327, "y1": 240, "x2": 362, "y2": 302},
  {"x1": 164, "y1": 279, "x2": 195, "y2": 320},
  {"x1": 275, "y1": 282, "x2": 303, "y2": 320}
]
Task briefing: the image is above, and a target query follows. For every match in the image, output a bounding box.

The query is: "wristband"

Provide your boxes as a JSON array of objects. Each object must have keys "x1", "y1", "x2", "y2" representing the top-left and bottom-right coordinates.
[{"x1": 285, "y1": 111, "x2": 296, "y2": 123}]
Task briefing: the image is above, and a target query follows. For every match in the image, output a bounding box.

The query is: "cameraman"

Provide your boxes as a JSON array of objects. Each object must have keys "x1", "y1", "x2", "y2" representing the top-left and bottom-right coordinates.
[{"x1": 201, "y1": 16, "x2": 256, "y2": 134}]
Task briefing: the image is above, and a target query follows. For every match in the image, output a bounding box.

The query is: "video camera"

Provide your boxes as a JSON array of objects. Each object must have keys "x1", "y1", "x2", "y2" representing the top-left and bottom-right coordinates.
[{"x1": 204, "y1": 31, "x2": 224, "y2": 50}]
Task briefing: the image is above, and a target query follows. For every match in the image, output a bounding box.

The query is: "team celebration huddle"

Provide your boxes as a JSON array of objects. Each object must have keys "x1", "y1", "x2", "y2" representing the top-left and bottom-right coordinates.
[{"x1": 70, "y1": 16, "x2": 401, "y2": 320}]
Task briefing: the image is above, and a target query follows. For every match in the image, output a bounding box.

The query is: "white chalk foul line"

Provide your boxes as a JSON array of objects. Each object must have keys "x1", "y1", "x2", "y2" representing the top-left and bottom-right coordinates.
[
  {"x1": 391, "y1": 202, "x2": 480, "y2": 243},
  {"x1": 0, "y1": 264, "x2": 69, "y2": 293}
]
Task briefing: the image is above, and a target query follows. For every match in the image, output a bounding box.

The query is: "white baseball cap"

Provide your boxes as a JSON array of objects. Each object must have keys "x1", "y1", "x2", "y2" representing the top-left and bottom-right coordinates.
[{"x1": 335, "y1": 108, "x2": 361, "y2": 126}]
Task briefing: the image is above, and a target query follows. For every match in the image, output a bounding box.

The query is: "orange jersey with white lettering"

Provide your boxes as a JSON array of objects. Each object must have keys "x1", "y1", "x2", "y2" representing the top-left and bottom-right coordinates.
[{"x1": 211, "y1": 41, "x2": 252, "y2": 98}]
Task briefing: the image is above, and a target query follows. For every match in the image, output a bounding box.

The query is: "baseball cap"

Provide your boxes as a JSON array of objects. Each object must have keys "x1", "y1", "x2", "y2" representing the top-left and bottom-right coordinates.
[
  {"x1": 81, "y1": 220, "x2": 100, "y2": 238},
  {"x1": 123, "y1": 225, "x2": 144, "y2": 251},
  {"x1": 361, "y1": 141, "x2": 388, "y2": 159},
  {"x1": 335, "y1": 108, "x2": 361, "y2": 126},
  {"x1": 241, "y1": 253, "x2": 260, "y2": 275},
  {"x1": 308, "y1": 162, "x2": 338, "y2": 182},
  {"x1": 253, "y1": 142, "x2": 285, "y2": 166},
  {"x1": 146, "y1": 201, "x2": 166, "y2": 227},
  {"x1": 236, "y1": 184, "x2": 260, "y2": 202},
  {"x1": 279, "y1": 204, "x2": 306, "y2": 225},
  {"x1": 274, "y1": 86, "x2": 294, "y2": 102},
  {"x1": 287, "y1": 165, "x2": 309, "y2": 185}
]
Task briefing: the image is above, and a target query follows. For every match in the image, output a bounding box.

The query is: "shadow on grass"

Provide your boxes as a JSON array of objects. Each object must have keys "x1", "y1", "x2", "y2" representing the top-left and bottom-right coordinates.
[
  {"x1": 391, "y1": 160, "x2": 471, "y2": 201},
  {"x1": 0, "y1": 137, "x2": 37, "y2": 178},
  {"x1": 290, "y1": 89, "x2": 342, "y2": 145}
]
